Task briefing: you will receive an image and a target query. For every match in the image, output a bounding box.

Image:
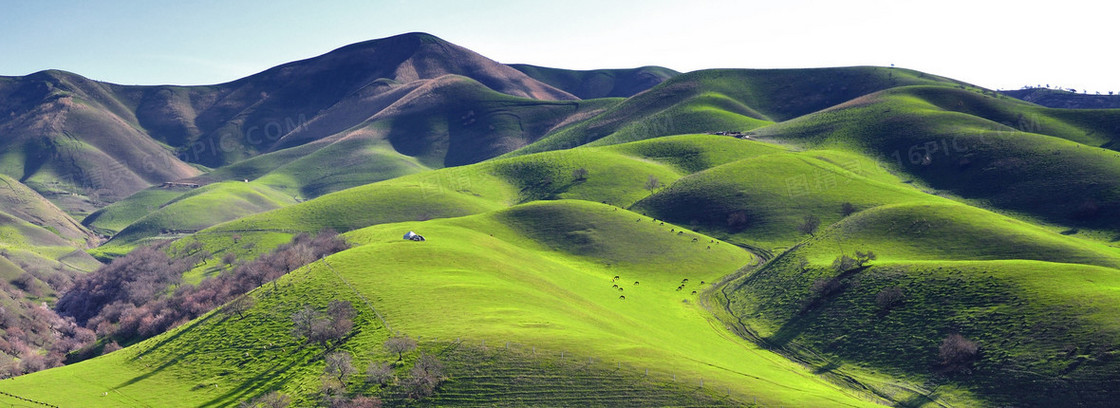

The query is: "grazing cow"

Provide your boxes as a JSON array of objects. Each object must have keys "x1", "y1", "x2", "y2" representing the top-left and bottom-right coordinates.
[
  {"x1": 691, "y1": 291, "x2": 698, "y2": 295},
  {"x1": 706, "y1": 246, "x2": 711, "y2": 249},
  {"x1": 682, "y1": 279, "x2": 689, "y2": 283},
  {"x1": 676, "y1": 286, "x2": 683, "y2": 291},
  {"x1": 618, "y1": 287, "x2": 624, "y2": 292},
  {"x1": 671, "y1": 228, "x2": 675, "y2": 232},
  {"x1": 634, "y1": 281, "x2": 639, "y2": 286},
  {"x1": 619, "y1": 295, "x2": 626, "y2": 300},
  {"x1": 613, "y1": 275, "x2": 620, "y2": 281},
  {"x1": 660, "y1": 222, "x2": 664, "y2": 225},
  {"x1": 677, "y1": 231, "x2": 684, "y2": 235},
  {"x1": 700, "y1": 281, "x2": 705, "y2": 285},
  {"x1": 691, "y1": 238, "x2": 698, "y2": 242},
  {"x1": 612, "y1": 284, "x2": 618, "y2": 289},
  {"x1": 637, "y1": 218, "x2": 641, "y2": 222}
]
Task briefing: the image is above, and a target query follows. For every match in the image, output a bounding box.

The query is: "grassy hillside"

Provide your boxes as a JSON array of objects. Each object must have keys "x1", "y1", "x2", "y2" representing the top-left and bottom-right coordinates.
[
  {"x1": 0, "y1": 201, "x2": 878, "y2": 407},
  {"x1": 755, "y1": 85, "x2": 1120, "y2": 237},
  {"x1": 197, "y1": 135, "x2": 775, "y2": 241},
  {"x1": 82, "y1": 187, "x2": 187, "y2": 236},
  {"x1": 721, "y1": 200, "x2": 1120, "y2": 407},
  {"x1": 0, "y1": 173, "x2": 96, "y2": 248},
  {"x1": 252, "y1": 138, "x2": 430, "y2": 198},
  {"x1": 511, "y1": 67, "x2": 964, "y2": 155},
  {"x1": 91, "y1": 181, "x2": 299, "y2": 258},
  {"x1": 6, "y1": 41, "x2": 1120, "y2": 408},
  {"x1": 633, "y1": 149, "x2": 931, "y2": 252}
]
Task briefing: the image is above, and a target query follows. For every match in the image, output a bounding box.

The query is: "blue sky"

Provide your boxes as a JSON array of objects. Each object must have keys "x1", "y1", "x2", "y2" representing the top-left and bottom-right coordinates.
[{"x1": 0, "y1": 0, "x2": 1114, "y2": 93}]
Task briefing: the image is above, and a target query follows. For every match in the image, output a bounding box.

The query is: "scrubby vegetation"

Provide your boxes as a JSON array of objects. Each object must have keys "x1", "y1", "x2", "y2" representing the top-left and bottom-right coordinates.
[{"x1": 57, "y1": 231, "x2": 348, "y2": 361}]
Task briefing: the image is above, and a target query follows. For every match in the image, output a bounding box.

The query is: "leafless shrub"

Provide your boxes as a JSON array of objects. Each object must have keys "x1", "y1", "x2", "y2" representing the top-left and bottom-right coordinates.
[
  {"x1": 797, "y1": 215, "x2": 821, "y2": 236},
  {"x1": 385, "y1": 335, "x2": 417, "y2": 361},
  {"x1": 405, "y1": 353, "x2": 444, "y2": 398},
  {"x1": 239, "y1": 391, "x2": 291, "y2": 408},
  {"x1": 939, "y1": 333, "x2": 979, "y2": 373},
  {"x1": 875, "y1": 286, "x2": 904, "y2": 311},
  {"x1": 325, "y1": 351, "x2": 356, "y2": 383},
  {"x1": 366, "y1": 361, "x2": 395, "y2": 385}
]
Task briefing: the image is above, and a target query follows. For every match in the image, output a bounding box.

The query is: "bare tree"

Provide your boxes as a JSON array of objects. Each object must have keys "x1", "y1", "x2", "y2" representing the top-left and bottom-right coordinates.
[
  {"x1": 291, "y1": 305, "x2": 318, "y2": 343},
  {"x1": 325, "y1": 351, "x2": 356, "y2": 383},
  {"x1": 327, "y1": 300, "x2": 355, "y2": 342},
  {"x1": 366, "y1": 361, "x2": 395, "y2": 385},
  {"x1": 384, "y1": 335, "x2": 418, "y2": 361},
  {"x1": 310, "y1": 319, "x2": 336, "y2": 347},
  {"x1": 328, "y1": 300, "x2": 355, "y2": 322},
  {"x1": 810, "y1": 277, "x2": 843, "y2": 297},
  {"x1": 222, "y1": 252, "x2": 238, "y2": 267},
  {"x1": 939, "y1": 333, "x2": 979, "y2": 372},
  {"x1": 796, "y1": 215, "x2": 821, "y2": 237},
  {"x1": 644, "y1": 175, "x2": 661, "y2": 193},
  {"x1": 854, "y1": 250, "x2": 877, "y2": 267},
  {"x1": 102, "y1": 341, "x2": 122, "y2": 355},
  {"x1": 831, "y1": 254, "x2": 858, "y2": 273},
  {"x1": 571, "y1": 167, "x2": 589, "y2": 181},
  {"x1": 225, "y1": 295, "x2": 255, "y2": 319},
  {"x1": 405, "y1": 353, "x2": 444, "y2": 398},
  {"x1": 726, "y1": 211, "x2": 750, "y2": 231},
  {"x1": 875, "y1": 286, "x2": 904, "y2": 311},
  {"x1": 240, "y1": 391, "x2": 291, "y2": 408},
  {"x1": 293, "y1": 301, "x2": 354, "y2": 347},
  {"x1": 795, "y1": 256, "x2": 810, "y2": 271},
  {"x1": 334, "y1": 396, "x2": 380, "y2": 408}
]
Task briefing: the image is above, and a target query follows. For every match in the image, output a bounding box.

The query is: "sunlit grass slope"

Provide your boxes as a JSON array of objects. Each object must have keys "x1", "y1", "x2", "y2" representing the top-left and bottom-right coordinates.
[
  {"x1": 0, "y1": 200, "x2": 879, "y2": 407},
  {"x1": 723, "y1": 199, "x2": 1120, "y2": 407}
]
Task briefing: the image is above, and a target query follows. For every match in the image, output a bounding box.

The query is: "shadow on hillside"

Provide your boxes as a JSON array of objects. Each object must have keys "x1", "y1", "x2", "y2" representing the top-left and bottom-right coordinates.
[
  {"x1": 113, "y1": 312, "x2": 224, "y2": 390},
  {"x1": 198, "y1": 331, "x2": 362, "y2": 407},
  {"x1": 197, "y1": 351, "x2": 315, "y2": 408},
  {"x1": 762, "y1": 312, "x2": 814, "y2": 349},
  {"x1": 895, "y1": 392, "x2": 941, "y2": 408}
]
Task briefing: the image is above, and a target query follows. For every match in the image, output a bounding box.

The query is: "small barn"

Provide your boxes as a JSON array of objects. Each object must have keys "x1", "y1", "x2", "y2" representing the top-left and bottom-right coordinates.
[{"x1": 403, "y1": 231, "x2": 425, "y2": 241}]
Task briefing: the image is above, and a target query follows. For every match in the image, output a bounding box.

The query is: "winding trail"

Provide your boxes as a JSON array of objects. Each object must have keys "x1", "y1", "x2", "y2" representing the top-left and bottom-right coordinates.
[{"x1": 703, "y1": 243, "x2": 954, "y2": 408}]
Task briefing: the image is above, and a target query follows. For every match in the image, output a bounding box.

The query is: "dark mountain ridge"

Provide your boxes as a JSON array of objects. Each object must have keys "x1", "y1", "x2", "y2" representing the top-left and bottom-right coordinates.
[{"x1": 1002, "y1": 88, "x2": 1120, "y2": 109}]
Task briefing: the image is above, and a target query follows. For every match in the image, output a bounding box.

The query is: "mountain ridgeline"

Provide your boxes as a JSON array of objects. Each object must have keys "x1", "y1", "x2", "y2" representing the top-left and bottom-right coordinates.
[{"x1": 1, "y1": 32, "x2": 1120, "y2": 408}]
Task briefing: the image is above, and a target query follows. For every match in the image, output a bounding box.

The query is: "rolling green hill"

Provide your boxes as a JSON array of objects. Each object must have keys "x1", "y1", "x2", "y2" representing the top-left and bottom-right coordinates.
[
  {"x1": 721, "y1": 201, "x2": 1120, "y2": 406},
  {"x1": 0, "y1": 201, "x2": 878, "y2": 407},
  {"x1": 89, "y1": 181, "x2": 299, "y2": 258},
  {"x1": 509, "y1": 67, "x2": 965, "y2": 155},
  {"x1": 755, "y1": 85, "x2": 1120, "y2": 237},
  {"x1": 4, "y1": 33, "x2": 1120, "y2": 408},
  {"x1": 77, "y1": 75, "x2": 617, "y2": 254},
  {"x1": 196, "y1": 135, "x2": 776, "y2": 241}
]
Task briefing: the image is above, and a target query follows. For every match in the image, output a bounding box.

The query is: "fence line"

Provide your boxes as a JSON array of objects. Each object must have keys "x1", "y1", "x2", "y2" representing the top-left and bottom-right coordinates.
[
  {"x1": 321, "y1": 257, "x2": 392, "y2": 333},
  {"x1": 0, "y1": 390, "x2": 58, "y2": 408}
]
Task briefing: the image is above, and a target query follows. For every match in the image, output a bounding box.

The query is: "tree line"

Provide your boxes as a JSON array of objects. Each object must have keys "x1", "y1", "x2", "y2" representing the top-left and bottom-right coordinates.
[{"x1": 52, "y1": 231, "x2": 348, "y2": 364}]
